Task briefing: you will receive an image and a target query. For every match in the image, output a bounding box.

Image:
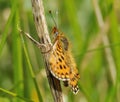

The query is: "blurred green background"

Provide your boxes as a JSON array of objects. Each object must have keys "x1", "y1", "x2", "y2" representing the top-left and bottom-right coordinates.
[{"x1": 0, "y1": 0, "x2": 120, "y2": 102}]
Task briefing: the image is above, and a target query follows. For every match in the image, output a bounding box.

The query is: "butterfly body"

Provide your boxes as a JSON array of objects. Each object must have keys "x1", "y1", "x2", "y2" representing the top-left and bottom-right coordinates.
[{"x1": 49, "y1": 27, "x2": 80, "y2": 94}]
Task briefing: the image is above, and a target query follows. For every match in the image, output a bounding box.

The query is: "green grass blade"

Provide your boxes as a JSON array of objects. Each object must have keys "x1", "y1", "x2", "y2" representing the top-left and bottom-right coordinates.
[
  {"x1": 0, "y1": 7, "x2": 15, "y2": 55},
  {"x1": 12, "y1": 10, "x2": 24, "y2": 102},
  {"x1": 20, "y1": 33, "x2": 43, "y2": 102},
  {"x1": 0, "y1": 88, "x2": 34, "y2": 102}
]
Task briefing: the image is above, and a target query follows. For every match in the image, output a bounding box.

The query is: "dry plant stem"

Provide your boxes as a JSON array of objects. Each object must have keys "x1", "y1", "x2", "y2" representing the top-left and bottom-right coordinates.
[
  {"x1": 31, "y1": 0, "x2": 63, "y2": 102},
  {"x1": 92, "y1": 0, "x2": 116, "y2": 85},
  {"x1": 81, "y1": 19, "x2": 109, "y2": 70}
]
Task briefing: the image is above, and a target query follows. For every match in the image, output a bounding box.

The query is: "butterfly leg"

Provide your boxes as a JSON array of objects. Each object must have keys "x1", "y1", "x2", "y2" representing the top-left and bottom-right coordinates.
[{"x1": 63, "y1": 81, "x2": 69, "y2": 87}]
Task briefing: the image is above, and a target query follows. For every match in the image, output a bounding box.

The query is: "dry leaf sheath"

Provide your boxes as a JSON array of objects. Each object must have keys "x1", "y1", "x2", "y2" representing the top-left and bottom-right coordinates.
[{"x1": 31, "y1": 0, "x2": 63, "y2": 102}]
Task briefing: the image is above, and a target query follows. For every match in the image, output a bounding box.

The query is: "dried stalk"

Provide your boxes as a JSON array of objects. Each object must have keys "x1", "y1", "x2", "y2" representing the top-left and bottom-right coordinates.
[
  {"x1": 81, "y1": 19, "x2": 109, "y2": 71},
  {"x1": 31, "y1": 0, "x2": 63, "y2": 102},
  {"x1": 92, "y1": 0, "x2": 116, "y2": 85},
  {"x1": 81, "y1": 0, "x2": 116, "y2": 85}
]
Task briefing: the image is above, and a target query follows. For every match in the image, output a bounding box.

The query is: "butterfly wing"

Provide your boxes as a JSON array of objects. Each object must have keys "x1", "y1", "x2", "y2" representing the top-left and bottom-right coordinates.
[
  {"x1": 49, "y1": 41, "x2": 70, "y2": 81},
  {"x1": 65, "y1": 51, "x2": 80, "y2": 94}
]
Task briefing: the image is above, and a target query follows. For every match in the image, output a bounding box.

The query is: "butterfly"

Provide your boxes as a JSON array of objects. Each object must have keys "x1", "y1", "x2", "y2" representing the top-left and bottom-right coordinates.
[{"x1": 49, "y1": 27, "x2": 80, "y2": 94}]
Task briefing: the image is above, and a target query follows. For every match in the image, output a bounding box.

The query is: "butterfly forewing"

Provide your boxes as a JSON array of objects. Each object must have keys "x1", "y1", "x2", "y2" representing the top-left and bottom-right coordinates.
[{"x1": 49, "y1": 40, "x2": 70, "y2": 81}]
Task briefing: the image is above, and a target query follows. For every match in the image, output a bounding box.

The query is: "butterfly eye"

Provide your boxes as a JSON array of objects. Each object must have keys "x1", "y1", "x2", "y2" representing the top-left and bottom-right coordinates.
[{"x1": 55, "y1": 31, "x2": 59, "y2": 36}]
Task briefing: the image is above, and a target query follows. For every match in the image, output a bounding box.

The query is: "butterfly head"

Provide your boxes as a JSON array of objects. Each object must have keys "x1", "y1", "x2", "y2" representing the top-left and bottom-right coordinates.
[
  {"x1": 51, "y1": 26, "x2": 60, "y2": 41},
  {"x1": 52, "y1": 26, "x2": 59, "y2": 35}
]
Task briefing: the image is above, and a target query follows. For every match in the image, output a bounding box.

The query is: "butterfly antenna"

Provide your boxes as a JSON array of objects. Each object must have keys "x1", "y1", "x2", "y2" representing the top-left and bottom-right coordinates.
[{"x1": 49, "y1": 10, "x2": 57, "y2": 28}]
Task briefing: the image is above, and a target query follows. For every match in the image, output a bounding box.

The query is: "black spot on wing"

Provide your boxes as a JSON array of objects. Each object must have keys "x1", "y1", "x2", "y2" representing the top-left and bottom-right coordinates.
[
  {"x1": 60, "y1": 65, "x2": 62, "y2": 69},
  {"x1": 61, "y1": 55, "x2": 64, "y2": 60},
  {"x1": 58, "y1": 58, "x2": 62, "y2": 62},
  {"x1": 63, "y1": 65, "x2": 66, "y2": 69}
]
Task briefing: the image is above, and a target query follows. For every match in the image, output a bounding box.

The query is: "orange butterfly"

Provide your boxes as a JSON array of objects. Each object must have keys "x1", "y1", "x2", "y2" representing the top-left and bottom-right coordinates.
[{"x1": 49, "y1": 27, "x2": 80, "y2": 94}]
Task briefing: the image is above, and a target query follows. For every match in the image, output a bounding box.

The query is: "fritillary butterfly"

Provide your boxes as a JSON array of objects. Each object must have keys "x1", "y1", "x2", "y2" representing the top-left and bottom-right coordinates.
[{"x1": 49, "y1": 27, "x2": 80, "y2": 94}]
